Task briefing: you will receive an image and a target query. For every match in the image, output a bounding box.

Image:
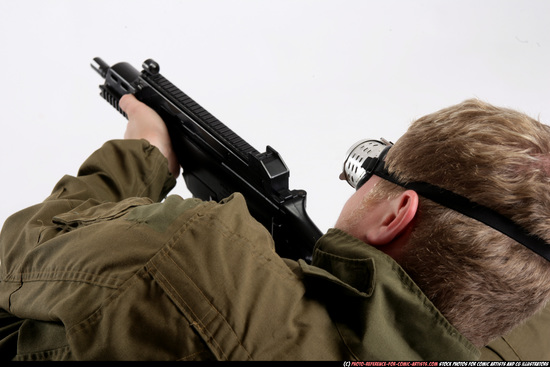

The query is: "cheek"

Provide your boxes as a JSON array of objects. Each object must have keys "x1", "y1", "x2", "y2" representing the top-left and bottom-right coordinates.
[
  {"x1": 334, "y1": 191, "x2": 365, "y2": 231},
  {"x1": 334, "y1": 176, "x2": 382, "y2": 232}
]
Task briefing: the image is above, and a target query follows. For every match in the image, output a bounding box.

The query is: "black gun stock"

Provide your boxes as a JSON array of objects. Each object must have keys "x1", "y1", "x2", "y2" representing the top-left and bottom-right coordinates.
[{"x1": 91, "y1": 58, "x2": 321, "y2": 261}]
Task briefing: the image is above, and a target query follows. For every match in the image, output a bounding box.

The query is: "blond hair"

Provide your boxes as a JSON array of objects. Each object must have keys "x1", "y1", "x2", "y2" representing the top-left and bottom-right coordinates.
[{"x1": 371, "y1": 99, "x2": 550, "y2": 347}]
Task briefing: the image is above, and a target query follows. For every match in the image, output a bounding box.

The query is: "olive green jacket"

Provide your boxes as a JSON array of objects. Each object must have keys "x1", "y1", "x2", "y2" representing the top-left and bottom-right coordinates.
[{"x1": 0, "y1": 140, "x2": 483, "y2": 360}]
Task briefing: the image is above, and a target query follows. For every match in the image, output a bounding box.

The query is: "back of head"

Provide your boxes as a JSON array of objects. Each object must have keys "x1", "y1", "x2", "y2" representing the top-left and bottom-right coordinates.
[{"x1": 378, "y1": 99, "x2": 550, "y2": 347}]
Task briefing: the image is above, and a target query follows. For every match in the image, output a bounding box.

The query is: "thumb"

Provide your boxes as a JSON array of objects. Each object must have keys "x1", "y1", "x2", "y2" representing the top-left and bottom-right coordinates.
[{"x1": 119, "y1": 94, "x2": 140, "y2": 116}]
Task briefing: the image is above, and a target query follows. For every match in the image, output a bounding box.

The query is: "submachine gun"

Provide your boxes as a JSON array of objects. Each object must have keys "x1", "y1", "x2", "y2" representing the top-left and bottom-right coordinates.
[{"x1": 91, "y1": 58, "x2": 322, "y2": 262}]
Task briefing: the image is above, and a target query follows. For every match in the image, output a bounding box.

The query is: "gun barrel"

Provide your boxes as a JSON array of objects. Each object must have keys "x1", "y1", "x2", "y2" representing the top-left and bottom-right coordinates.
[{"x1": 91, "y1": 57, "x2": 110, "y2": 78}]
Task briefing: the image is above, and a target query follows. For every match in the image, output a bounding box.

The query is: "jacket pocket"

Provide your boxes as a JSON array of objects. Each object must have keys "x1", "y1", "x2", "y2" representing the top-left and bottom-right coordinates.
[{"x1": 52, "y1": 197, "x2": 153, "y2": 231}]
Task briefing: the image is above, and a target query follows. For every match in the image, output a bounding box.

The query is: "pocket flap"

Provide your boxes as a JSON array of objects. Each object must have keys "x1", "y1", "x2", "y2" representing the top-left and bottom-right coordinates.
[{"x1": 53, "y1": 197, "x2": 153, "y2": 228}]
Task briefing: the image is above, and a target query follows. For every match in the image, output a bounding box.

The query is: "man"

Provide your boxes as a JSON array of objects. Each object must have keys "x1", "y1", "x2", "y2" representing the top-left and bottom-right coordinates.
[
  {"x1": 0, "y1": 95, "x2": 549, "y2": 360},
  {"x1": 334, "y1": 99, "x2": 550, "y2": 359}
]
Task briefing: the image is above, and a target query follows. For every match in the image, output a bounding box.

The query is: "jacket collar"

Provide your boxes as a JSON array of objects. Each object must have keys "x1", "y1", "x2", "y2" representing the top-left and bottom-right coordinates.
[{"x1": 299, "y1": 228, "x2": 480, "y2": 361}]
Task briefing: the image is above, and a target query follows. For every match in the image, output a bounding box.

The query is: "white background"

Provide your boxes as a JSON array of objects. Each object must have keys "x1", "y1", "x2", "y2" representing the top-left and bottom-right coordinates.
[{"x1": 1, "y1": 0, "x2": 549, "y2": 234}]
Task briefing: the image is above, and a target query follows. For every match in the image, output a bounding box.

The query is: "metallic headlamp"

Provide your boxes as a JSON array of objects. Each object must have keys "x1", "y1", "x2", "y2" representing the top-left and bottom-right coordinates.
[{"x1": 339, "y1": 138, "x2": 392, "y2": 190}]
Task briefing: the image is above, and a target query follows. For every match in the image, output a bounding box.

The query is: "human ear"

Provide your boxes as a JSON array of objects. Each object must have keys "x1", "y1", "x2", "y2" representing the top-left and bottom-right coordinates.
[{"x1": 367, "y1": 190, "x2": 419, "y2": 246}]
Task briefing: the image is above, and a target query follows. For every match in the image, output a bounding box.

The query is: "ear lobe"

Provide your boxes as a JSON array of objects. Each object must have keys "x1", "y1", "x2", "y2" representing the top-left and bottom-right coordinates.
[{"x1": 368, "y1": 190, "x2": 419, "y2": 245}]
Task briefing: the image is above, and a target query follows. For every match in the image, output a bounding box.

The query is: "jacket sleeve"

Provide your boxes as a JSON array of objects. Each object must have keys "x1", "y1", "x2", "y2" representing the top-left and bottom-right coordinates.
[
  {"x1": 0, "y1": 140, "x2": 177, "y2": 268},
  {"x1": 48, "y1": 139, "x2": 177, "y2": 203}
]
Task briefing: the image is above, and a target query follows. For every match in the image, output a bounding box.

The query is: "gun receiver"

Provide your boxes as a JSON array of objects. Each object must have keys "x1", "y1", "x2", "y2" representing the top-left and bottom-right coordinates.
[{"x1": 91, "y1": 57, "x2": 321, "y2": 261}]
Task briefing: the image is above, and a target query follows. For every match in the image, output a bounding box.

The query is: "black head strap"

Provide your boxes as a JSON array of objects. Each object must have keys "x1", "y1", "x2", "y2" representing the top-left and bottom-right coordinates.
[{"x1": 371, "y1": 147, "x2": 550, "y2": 261}]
